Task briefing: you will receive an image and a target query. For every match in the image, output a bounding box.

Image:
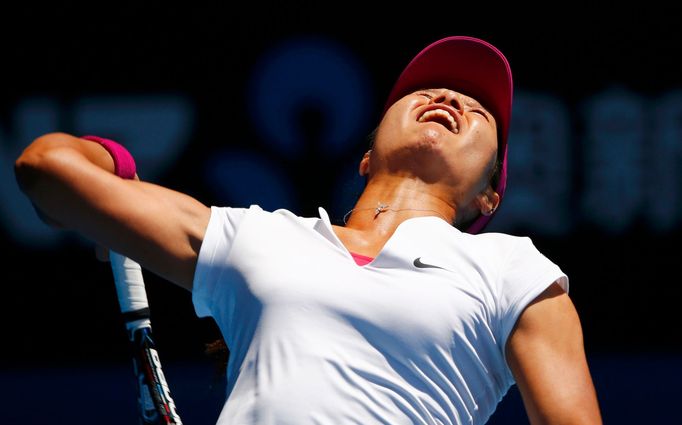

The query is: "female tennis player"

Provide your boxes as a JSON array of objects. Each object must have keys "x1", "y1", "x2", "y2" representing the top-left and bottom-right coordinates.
[{"x1": 14, "y1": 36, "x2": 602, "y2": 424}]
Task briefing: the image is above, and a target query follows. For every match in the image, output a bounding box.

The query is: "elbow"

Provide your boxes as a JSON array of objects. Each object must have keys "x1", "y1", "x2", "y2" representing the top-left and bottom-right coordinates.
[
  {"x1": 14, "y1": 148, "x2": 41, "y2": 195},
  {"x1": 14, "y1": 132, "x2": 73, "y2": 194}
]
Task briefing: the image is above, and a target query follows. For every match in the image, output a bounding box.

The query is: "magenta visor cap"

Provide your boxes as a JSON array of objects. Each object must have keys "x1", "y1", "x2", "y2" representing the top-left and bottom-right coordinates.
[{"x1": 383, "y1": 36, "x2": 513, "y2": 234}]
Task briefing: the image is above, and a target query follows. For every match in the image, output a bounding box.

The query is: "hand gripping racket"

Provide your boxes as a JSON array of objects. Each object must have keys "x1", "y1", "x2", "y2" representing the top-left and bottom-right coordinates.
[{"x1": 109, "y1": 251, "x2": 183, "y2": 425}]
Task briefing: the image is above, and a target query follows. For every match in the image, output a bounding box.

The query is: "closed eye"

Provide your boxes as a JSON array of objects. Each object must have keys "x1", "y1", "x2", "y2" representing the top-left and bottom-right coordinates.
[
  {"x1": 416, "y1": 92, "x2": 434, "y2": 99},
  {"x1": 469, "y1": 108, "x2": 490, "y2": 121}
]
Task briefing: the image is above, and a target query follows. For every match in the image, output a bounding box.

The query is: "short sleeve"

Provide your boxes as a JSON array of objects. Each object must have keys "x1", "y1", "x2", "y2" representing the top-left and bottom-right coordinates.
[
  {"x1": 191, "y1": 205, "x2": 253, "y2": 318},
  {"x1": 496, "y1": 236, "x2": 569, "y2": 363}
]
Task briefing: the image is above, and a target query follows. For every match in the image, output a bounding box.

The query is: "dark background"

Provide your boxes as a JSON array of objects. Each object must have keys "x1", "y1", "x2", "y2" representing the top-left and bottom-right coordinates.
[{"x1": 1, "y1": 2, "x2": 681, "y2": 424}]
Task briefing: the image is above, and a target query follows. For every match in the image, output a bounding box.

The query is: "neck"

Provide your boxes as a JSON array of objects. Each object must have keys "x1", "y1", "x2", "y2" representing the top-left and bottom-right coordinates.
[{"x1": 344, "y1": 176, "x2": 456, "y2": 233}]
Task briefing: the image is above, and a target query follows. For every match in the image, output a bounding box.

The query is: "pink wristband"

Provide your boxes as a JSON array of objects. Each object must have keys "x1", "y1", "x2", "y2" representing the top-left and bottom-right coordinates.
[{"x1": 80, "y1": 135, "x2": 137, "y2": 180}]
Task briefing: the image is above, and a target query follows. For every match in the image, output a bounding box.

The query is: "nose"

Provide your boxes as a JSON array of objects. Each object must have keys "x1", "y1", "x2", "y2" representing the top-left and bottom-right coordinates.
[{"x1": 432, "y1": 90, "x2": 462, "y2": 113}]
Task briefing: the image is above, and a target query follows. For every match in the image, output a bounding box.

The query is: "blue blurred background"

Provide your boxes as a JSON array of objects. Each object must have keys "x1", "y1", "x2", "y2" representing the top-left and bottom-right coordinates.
[{"x1": 1, "y1": 3, "x2": 680, "y2": 424}]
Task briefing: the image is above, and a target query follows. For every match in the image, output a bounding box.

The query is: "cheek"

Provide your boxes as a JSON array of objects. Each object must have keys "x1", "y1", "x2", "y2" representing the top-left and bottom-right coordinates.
[
  {"x1": 463, "y1": 123, "x2": 497, "y2": 160},
  {"x1": 449, "y1": 127, "x2": 498, "y2": 186},
  {"x1": 374, "y1": 112, "x2": 411, "y2": 150}
]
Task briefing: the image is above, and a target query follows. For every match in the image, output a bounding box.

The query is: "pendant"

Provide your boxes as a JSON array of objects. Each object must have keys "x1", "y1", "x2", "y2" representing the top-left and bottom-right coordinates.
[{"x1": 374, "y1": 203, "x2": 389, "y2": 218}]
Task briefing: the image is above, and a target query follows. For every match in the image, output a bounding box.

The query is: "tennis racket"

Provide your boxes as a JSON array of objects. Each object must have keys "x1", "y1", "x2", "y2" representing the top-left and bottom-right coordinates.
[{"x1": 109, "y1": 251, "x2": 183, "y2": 425}]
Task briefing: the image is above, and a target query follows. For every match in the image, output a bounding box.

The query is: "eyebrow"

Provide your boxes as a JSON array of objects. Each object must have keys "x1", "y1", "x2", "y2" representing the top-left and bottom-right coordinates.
[
  {"x1": 422, "y1": 89, "x2": 482, "y2": 107},
  {"x1": 463, "y1": 97, "x2": 483, "y2": 108},
  {"x1": 416, "y1": 89, "x2": 436, "y2": 97}
]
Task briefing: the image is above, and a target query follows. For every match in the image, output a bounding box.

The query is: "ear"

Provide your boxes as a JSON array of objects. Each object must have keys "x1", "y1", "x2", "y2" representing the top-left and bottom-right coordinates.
[
  {"x1": 359, "y1": 150, "x2": 371, "y2": 176},
  {"x1": 475, "y1": 186, "x2": 500, "y2": 216}
]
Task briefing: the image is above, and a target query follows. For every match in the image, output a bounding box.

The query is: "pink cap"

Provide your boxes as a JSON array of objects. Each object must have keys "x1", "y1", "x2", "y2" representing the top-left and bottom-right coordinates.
[{"x1": 383, "y1": 36, "x2": 513, "y2": 234}]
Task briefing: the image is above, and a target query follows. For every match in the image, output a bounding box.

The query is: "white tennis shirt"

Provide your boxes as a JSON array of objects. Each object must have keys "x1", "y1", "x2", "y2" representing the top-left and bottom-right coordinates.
[{"x1": 192, "y1": 205, "x2": 568, "y2": 425}]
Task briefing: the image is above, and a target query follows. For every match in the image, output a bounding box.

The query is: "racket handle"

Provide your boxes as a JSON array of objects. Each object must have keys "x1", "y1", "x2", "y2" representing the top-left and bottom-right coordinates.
[
  {"x1": 110, "y1": 251, "x2": 151, "y2": 336},
  {"x1": 109, "y1": 252, "x2": 183, "y2": 424}
]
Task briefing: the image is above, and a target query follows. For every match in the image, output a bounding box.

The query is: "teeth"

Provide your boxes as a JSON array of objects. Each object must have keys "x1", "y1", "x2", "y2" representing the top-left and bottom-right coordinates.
[{"x1": 418, "y1": 109, "x2": 459, "y2": 133}]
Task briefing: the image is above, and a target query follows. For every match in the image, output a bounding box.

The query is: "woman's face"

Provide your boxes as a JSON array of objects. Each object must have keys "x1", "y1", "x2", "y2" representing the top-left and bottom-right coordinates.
[{"x1": 367, "y1": 88, "x2": 498, "y2": 213}]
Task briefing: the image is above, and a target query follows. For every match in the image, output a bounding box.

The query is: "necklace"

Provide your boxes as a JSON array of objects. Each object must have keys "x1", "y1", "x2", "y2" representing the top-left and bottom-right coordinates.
[{"x1": 343, "y1": 202, "x2": 450, "y2": 224}]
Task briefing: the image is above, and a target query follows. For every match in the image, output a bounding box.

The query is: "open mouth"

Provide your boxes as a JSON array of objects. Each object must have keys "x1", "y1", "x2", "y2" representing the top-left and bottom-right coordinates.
[{"x1": 417, "y1": 108, "x2": 459, "y2": 134}]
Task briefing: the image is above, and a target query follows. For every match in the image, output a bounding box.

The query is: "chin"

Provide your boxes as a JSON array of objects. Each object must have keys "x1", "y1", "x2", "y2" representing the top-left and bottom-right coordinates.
[
  {"x1": 413, "y1": 128, "x2": 450, "y2": 153},
  {"x1": 389, "y1": 142, "x2": 452, "y2": 184}
]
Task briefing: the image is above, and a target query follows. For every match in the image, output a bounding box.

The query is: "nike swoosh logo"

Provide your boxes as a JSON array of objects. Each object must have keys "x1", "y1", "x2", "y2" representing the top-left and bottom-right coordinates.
[{"x1": 413, "y1": 257, "x2": 446, "y2": 270}]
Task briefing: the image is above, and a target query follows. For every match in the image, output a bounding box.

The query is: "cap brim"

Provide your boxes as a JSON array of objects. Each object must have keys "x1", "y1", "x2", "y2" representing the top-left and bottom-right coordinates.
[{"x1": 383, "y1": 36, "x2": 513, "y2": 234}]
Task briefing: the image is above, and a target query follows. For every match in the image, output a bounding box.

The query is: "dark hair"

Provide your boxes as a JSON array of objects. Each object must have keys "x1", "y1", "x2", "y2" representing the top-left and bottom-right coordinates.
[{"x1": 367, "y1": 126, "x2": 379, "y2": 149}]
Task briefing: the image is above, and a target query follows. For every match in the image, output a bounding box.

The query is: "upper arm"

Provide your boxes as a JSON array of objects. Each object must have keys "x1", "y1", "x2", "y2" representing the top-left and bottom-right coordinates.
[
  {"x1": 15, "y1": 132, "x2": 211, "y2": 290},
  {"x1": 505, "y1": 282, "x2": 603, "y2": 425}
]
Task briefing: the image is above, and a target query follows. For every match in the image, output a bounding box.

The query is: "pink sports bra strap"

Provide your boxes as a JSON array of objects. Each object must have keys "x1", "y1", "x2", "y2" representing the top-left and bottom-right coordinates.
[{"x1": 350, "y1": 252, "x2": 374, "y2": 266}]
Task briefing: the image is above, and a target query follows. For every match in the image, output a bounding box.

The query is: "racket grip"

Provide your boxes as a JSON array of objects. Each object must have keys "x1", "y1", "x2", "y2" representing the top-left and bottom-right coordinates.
[{"x1": 110, "y1": 251, "x2": 152, "y2": 337}]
